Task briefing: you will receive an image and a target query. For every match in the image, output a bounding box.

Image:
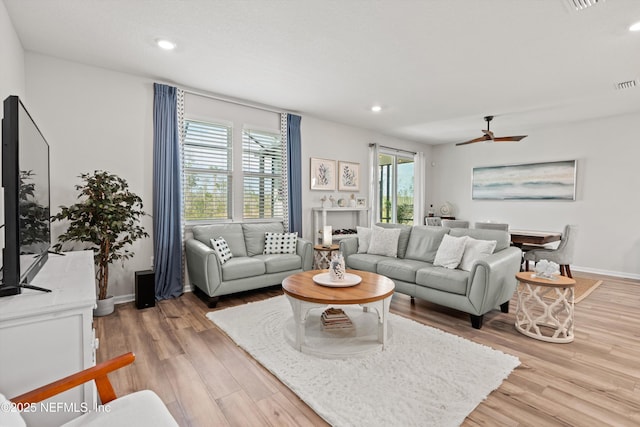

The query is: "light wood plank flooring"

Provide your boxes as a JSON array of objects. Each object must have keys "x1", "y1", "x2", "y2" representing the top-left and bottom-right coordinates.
[{"x1": 95, "y1": 272, "x2": 640, "y2": 426}]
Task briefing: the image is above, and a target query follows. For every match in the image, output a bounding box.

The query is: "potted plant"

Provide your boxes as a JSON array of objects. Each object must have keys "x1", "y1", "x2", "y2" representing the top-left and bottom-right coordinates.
[{"x1": 52, "y1": 171, "x2": 149, "y2": 316}]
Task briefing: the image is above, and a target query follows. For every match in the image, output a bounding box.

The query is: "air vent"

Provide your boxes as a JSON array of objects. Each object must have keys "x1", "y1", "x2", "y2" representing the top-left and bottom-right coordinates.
[
  {"x1": 615, "y1": 80, "x2": 637, "y2": 90},
  {"x1": 566, "y1": 0, "x2": 604, "y2": 11}
]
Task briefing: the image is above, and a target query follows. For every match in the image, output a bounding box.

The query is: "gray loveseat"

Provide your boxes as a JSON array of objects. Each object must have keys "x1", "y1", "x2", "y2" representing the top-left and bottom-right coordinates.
[
  {"x1": 186, "y1": 222, "x2": 313, "y2": 307},
  {"x1": 339, "y1": 224, "x2": 522, "y2": 328}
]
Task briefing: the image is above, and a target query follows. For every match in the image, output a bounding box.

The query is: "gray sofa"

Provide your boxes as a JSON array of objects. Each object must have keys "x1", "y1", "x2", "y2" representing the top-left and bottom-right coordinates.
[
  {"x1": 186, "y1": 222, "x2": 313, "y2": 307},
  {"x1": 339, "y1": 224, "x2": 522, "y2": 328}
]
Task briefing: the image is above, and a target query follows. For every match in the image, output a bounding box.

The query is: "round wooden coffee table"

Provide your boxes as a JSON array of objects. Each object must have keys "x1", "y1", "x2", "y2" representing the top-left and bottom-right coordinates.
[
  {"x1": 282, "y1": 269, "x2": 395, "y2": 357},
  {"x1": 515, "y1": 271, "x2": 576, "y2": 343}
]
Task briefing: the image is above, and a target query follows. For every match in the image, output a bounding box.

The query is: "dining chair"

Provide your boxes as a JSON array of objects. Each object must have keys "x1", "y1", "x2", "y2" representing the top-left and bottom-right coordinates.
[
  {"x1": 425, "y1": 217, "x2": 442, "y2": 226},
  {"x1": 475, "y1": 222, "x2": 509, "y2": 231},
  {"x1": 523, "y1": 224, "x2": 576, "y2": 277},
  {"x1": 441, "y1": 219, "x2": 469, "y2": 229}
]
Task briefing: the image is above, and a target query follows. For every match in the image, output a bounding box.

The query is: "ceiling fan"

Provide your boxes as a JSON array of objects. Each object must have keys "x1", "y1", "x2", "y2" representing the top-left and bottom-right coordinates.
[{"x1": 456, "y1": 116, "x2": 528, "y2": 146}]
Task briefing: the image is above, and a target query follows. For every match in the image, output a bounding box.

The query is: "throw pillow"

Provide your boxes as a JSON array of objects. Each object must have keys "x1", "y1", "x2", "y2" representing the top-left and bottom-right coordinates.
[
  {"x1": 433, "y1": 234, "x2": 468, "y2": 269},
  {"x1": 458, "y1": 237, "x2": 497, "y2": 272},
  {"x1": 211, "y1": 237, "x2": 233, "y2": 264},
  {"x1": 264, "y1": 232, "x2": 298, "y2": 255},
  {"x1": 356, "y1": 226, "x2": 374, "y2": 254},
  {"x1": 367, "y1": 227, "x2": 401, "y2": 257}
]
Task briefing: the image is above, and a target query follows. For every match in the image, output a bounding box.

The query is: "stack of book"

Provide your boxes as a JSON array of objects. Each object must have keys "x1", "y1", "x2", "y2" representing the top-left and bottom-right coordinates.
[{"x1": 321, "y1": 307, "x2": 353, "y2": 330}]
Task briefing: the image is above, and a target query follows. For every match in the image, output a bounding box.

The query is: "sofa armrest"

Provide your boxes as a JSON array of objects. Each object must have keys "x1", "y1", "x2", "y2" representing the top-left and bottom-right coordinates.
[
  {"x1": 296, "y1": 238, "x2": 313, "y2": 271},
  {"x1": 185, "y1": 239, "x2": 222, "y2": 296},
  {"x1": 466, "y1": 246, "x2": 522, "y2": 315},
  {"x1": 339, "y1": 237, "x2": 358, "y2": 259}
]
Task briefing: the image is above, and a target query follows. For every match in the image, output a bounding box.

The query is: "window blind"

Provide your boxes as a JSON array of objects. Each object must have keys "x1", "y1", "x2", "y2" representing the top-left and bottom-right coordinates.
[
  {"x1": 242, "y1": 129, "x2": 284, "y2": 219},
  {"x1": 182, "y1": 120, "x2": 232, "y2": 221}
]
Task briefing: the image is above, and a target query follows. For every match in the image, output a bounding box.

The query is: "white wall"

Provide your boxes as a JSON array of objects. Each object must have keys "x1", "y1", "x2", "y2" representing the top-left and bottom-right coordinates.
[
  {"x1": 300, "y1": 116, "x2": 431, "y2": 242},
  {"x1": 0, "y1": 0, "x2": 24, "y2": 100},
  {"x1": 25, "y1": 53, "x2": 155, "y2": 301},
  {"x1": 23, "y1": 53, "x2": 430, "y2": 299},
  {"x1": 431, "y1": 113, "x2": 640, "y2": 278}
]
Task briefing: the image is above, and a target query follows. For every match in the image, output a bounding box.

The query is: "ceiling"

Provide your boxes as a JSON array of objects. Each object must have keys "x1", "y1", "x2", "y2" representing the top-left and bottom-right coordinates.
[{"x1": 5, "y1": 0, "x2": 640, "y2": 145}]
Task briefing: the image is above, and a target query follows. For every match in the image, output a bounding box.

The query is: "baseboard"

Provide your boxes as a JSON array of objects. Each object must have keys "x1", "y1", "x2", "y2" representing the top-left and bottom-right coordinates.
[
  {"x1": 114, "y1": 293, "x2": 135, "y2": 304},
  {"x1": 572, "y1": 265, "x2": 640, "y2": 281}
]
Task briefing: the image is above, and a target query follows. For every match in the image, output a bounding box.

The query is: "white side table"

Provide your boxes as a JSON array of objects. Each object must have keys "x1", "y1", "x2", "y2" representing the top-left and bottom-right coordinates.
[{"x1": 515, "y1": 271, "x2": 576, "y2": 343}]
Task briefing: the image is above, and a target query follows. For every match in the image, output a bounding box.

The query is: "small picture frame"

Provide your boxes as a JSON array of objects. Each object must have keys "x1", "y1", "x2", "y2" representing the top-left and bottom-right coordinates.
[
  {"x1": 356, "y1": 197, "x2": 366, "y2": 207},
  {"x1": 310, "y1": 158, "x2": 336, "y2": 190},
  {"x1": 338, "y1": 161, "x2": 360, "y2": 191}
]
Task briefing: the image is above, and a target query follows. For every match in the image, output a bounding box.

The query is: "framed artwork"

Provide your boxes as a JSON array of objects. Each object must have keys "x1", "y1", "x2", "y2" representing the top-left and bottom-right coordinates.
[
  {"x1": 472, "y1": 160, "x2": 576, "y2": 200},
  {"x1": 310, "y1": 158, "x2": 336, "y2": 190},
  {"x1": 356, "y1": 197, "x2": 366, "y2": 207},
  {"x1": 338, "y1": 161, "x2": 360, "y2": 191}
]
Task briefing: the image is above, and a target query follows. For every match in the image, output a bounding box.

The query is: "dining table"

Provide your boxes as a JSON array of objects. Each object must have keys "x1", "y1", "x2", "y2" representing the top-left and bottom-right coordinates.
[{"x1": 509, "y1": 229, "x2": 562, "y2": 248}]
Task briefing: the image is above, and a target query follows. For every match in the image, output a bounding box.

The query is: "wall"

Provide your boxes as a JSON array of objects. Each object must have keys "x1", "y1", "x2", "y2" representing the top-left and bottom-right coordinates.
[
  {"x1": 23, "y1": 53, "x2": 430, "y2": 299},
  {"x1": 25, "y1": 53, "x2": 155, "y2": 301},
  {"x1": 431, "y1": 113, "x2": 640, "y2": 278},
  {"x1": 0, "y1": 0, "x2": 24, "y2": 100},
  {"x1": 300, "y1": 116, "x2": 431, "y2": 243}
]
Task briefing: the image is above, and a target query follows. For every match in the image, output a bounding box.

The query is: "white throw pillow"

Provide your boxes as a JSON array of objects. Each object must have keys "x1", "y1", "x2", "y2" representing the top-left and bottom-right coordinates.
[
  {"x1": 356, "y1": 226, "x2": 374, "y2": 254},
  {"x1": 264, "y1": 232, "x2": 298, "y2": 254},
  {"x1": 458, "y1": 237, "x2": 497, "y2": 272},
  {"x1": 367, "y1": 227, "x2": 401, "y2": 257},
  {"x1": 211, "y1": 237, "x2": 233, "y2": 264},
  {"x1": 433, "y1": 234, "x2": 468, "y2": 269}
]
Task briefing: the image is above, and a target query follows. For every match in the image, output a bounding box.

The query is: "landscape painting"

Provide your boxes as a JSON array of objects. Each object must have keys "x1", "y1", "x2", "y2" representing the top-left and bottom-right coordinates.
[{"x1": 472, "y1": 160, "x2": 576, "y2": 200}]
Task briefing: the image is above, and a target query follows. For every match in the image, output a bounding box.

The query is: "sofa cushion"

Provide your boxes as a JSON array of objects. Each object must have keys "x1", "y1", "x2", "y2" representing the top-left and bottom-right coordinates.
[
  {"x1": 193, "y1": 224, "x2": 247, "y2": 257},
  {"x1": 253, "y1": 254, "x2": 301, "y2": 274},
  {"x1": 375, "y1": 223, "x2": 412, "y2": 258},
  {"x1": 377, "y1": 259, "x2": 433, "y2": 283},
  {"x1": 210, "y1": 237, "x2": 233, "y2": 264},
  {"x1": 242, "y1": 222, "x2": 285, "y2": 256},
  {"x1": 221, "y1": 257, "x2": 266, "y2": 281},
  {"x1": 404, "y1": 226, "x2": 449, "y2": 263},
  {"x1": 356, "y1": 226, "x2": 374, "y2": 253},
  {"x1": 368, "y1": 227, "x2": 401, "y2": 257},
  {"x1": 264, "y1": 232, "x2": 298, "y2": 254},
  {"x1": 345, "y1": 253, "x2": 388, "y2": 272},
  {"x1": 458, "y1": 237, "x2": 497, "y2": 272},
  {"x1": 449, "y1": 228, "x2": 510, "y2": 252},
  {"x1": 433, "y1": 234, "x2": 468, "y2": 269},
  {"x1": 416, "y1": 266, "x2": 469, "y2": 295}
]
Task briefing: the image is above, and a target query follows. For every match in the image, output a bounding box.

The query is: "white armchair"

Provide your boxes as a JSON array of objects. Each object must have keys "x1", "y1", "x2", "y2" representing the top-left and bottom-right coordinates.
[{"x1": 2, "y1": 353, "x2": 178, "y2": 427}]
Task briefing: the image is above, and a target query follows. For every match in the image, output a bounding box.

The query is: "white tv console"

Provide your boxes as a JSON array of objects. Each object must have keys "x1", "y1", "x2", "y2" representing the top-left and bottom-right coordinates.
[{"x1": 0, "y1": 250, "x2": 97, "y2": 427}]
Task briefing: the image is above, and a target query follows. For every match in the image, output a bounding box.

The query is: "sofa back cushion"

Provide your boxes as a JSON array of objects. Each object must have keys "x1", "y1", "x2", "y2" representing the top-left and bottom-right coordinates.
[
  {"x1": 193, "y1": 224, "x2": 247, "y2": 257},
  {"x1": 374, "y1": 223, "x2": 412, "y2": 258},
  {"x1": 449, "y1": 228, "x2": 510, "y2": 251},
  {"x1": 404, "y1": 226, "x2": 449, "y2": 263},
  {"x1": 242, "y1": 222, "x2": 285, "y2": 256}
]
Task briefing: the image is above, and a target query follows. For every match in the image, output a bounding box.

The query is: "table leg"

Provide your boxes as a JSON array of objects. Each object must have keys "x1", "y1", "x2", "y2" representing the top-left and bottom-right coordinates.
[
  {"x1": 285, "y1": 296, "x2": 318, "y2": 351},
  {"x1": 360, "y1": 295, "x2": 392, "y2": 349}
]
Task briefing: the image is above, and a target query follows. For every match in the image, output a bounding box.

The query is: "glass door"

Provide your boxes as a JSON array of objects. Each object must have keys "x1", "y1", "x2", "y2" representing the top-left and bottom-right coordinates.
[{"x1": 378, "y1": 152, "x2": 414, "y2": 224}]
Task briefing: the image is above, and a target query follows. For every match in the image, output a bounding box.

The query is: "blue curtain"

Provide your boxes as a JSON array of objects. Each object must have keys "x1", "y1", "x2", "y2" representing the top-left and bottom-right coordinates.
[
  {"x1": 287, "y1": 114, "x2": 302, "y2": 234},
  {"x1": 153, "y1": 83, "x2": 183, "y2": 299}
]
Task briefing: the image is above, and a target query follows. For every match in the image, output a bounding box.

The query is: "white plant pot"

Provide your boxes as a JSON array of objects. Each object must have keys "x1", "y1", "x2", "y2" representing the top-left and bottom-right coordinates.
[{"x1": 94, "y1": 295, "x2": 115, "y2": 317}]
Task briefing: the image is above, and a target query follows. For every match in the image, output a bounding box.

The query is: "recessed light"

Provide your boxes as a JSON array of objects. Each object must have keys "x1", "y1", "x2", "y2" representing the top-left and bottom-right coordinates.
[
  {"x1": 371, "y1": 105, "x2": 382, "y2": 113},
  {"x1": 156, "y1": 39, "x2": 176, "y2": 50},
  {"x1": 630, "y1": 21, "x2": 640, "y2": 32}
]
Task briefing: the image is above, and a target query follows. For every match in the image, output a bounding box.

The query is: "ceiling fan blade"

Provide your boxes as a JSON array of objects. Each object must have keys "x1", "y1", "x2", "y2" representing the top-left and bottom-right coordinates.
[
  {"x1": 492, "y1": 135, "x2": 528, "y2": 142},
  {"x1": 455, "y1": 134, "x2": 491, "y2": 146}
]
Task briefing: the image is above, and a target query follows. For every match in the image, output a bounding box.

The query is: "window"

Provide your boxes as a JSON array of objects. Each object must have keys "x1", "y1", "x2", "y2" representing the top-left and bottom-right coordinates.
[
  {"x1": 182, "y1": 120, "x2": 232, "y2": 221},
  {"x1": 242, "y1": 129, "x2": 284, "y2": 220},
  {"x1": 378, "y1": 151, "x2": 415, "y2": 225}
]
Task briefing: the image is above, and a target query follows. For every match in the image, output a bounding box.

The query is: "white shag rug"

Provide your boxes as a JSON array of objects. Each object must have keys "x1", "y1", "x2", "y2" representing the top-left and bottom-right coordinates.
[{"x1": 207, "y1": 295, "x2": 519, "y2": 427}]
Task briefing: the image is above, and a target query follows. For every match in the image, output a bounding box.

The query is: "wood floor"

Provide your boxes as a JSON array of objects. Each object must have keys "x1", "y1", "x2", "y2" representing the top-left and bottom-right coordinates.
[{"x1": 95, "y1": 272, "x2": 640, "y2": 426}]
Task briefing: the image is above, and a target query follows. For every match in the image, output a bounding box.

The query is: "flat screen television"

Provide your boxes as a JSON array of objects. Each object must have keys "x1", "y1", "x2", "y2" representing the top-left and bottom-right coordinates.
[{"x1": 0, "y1": 95, "x2": 51, "y2": 296}]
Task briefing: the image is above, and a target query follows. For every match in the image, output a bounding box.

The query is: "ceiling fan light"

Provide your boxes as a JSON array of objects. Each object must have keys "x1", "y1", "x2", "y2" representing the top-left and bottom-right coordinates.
[{"x1": 629, "y1": 21, "x2": 640, "y2": 32}]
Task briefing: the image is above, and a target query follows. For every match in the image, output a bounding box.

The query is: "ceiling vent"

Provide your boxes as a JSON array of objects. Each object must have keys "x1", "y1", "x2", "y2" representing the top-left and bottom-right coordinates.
[
  {"x1": 566, "y1": 0, "x2": 605, "y2": 11},
  {"x1": 615, "y1": 80, "x2": 637, "y2": 90}
]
